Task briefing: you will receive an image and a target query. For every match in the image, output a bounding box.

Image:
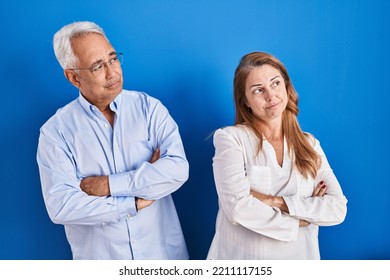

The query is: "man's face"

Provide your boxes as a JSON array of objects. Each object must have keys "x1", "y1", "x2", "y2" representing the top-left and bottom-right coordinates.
[{"x1": 68, "y1": 33, "x2": 123, "y2": 109}]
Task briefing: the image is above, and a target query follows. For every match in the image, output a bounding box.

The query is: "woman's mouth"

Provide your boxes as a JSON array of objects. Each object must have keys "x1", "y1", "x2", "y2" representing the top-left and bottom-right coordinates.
[{"x1": 265, "y1": 101, "x2": 282, "y2": 109}]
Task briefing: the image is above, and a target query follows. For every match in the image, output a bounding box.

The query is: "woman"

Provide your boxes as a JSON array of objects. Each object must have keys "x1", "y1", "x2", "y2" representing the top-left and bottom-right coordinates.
[{"x1": 207, "y1": 52, "x2": 347, "y2": 259}]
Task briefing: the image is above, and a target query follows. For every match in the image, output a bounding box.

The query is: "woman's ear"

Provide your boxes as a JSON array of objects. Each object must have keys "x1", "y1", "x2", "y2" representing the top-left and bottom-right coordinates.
[
  {"x1": 244, "y1": 97, "x2": 250, "y2": 108},
  {"x1": 64, "y1": 69, "x2": 81, "y2": 89}
]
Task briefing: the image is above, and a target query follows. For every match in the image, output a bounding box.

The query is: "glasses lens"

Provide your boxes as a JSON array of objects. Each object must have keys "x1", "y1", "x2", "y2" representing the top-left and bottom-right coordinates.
[
  {"x1": 117, "y1": 53, "x2": 123, "y2": 65},
  {"x1": 91, "y1": 64, "x2": 104, "y2": 72}
]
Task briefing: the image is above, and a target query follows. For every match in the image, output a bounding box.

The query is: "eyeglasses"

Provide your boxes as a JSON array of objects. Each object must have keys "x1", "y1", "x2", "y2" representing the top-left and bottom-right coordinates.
[{"x1": 70, "y1": 53, "x2": 123, "y2": 74}]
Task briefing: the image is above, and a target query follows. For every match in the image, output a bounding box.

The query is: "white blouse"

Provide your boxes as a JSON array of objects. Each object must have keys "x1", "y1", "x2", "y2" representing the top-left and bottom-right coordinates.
[{"x1": 207, "y1": 125, "x2": 347, "y2": 260}]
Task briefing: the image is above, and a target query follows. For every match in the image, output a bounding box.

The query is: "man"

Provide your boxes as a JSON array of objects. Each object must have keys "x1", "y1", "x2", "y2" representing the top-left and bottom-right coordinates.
[{"x1": 37, "y1": 21, "x2": 189, "y2": 260}]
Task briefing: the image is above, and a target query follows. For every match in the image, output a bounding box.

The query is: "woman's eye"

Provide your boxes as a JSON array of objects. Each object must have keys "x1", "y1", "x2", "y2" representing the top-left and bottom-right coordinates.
[
  {"x1": 254, "y1": 88, "x2": 264, "y2": 94},
  {"x1": 271, "y1": 80, "x2": 280, "y2": 87}
]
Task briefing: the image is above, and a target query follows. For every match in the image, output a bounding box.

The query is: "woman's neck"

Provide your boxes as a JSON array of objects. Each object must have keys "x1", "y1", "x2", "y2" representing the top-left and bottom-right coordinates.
[{"x1": 256, "y1": 120, "x2": 283, "y2": 140}]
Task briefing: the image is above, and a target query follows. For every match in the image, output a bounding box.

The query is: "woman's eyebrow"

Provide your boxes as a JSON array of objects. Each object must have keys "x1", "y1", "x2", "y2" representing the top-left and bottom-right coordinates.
[
  {"x1": 249, "y1": 76, "x2": 280, "y2": 88},
  {"x1": 250, "y1": 83, "x2": 263, "y2": 89}
]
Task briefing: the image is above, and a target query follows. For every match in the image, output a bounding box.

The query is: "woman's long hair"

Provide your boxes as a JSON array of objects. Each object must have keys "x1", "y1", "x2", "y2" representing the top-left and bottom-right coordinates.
[{"x1": 234, "y1": 52, "x2": 321, "y2": 179}]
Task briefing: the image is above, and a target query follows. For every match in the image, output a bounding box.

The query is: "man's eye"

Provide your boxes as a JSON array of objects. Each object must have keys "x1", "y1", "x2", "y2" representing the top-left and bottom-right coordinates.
[{"x1": 92, "y1": 64, "x2": 103, "y2": 72}]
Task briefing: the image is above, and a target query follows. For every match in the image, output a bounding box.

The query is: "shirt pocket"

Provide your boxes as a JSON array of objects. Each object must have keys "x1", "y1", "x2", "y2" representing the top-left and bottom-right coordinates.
[
  {"x1": 127, "y1": 140, "x2": 154, "y2": 169},
  {"x1": 246, "y1": 165, "x2": 272, "y2": 195},
  {"x1": 296, "y1": 173, "x2": 315, "y2": 197}
]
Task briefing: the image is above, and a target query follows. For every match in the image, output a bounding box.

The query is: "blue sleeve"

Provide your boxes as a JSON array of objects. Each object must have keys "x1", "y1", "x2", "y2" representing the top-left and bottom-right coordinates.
[
  {"x1": 109, "y1": 98, "x2": 189, "y2": 200},
  {"x1": 37, "y1": 128, "x2": 138, "y2": 226}
]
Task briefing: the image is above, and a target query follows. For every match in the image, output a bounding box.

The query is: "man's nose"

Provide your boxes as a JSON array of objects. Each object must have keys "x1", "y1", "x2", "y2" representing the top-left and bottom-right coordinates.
[{"x1": 104, "y1": 63, "x2": 116, "y2": 78}]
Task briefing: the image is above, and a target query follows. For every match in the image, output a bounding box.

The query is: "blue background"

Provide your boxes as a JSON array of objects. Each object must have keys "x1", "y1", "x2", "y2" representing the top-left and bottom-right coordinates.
[{"x1": 0, "y1": 0, "x2": 389, "y2": 260}]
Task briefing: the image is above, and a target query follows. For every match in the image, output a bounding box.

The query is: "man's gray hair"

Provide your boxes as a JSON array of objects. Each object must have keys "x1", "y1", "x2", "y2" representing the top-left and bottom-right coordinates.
[{"x1": 53, "y1": 21, "x2": 106, "y2": 70}]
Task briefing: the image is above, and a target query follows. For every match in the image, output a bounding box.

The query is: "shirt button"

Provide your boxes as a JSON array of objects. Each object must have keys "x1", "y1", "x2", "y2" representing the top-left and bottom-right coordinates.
[
  {"x1": 104, "y1": 124, "x2": 109, "y2": 128},
  {"x1": 127, "y1": 214, "x2": 131, "y2": 218}
]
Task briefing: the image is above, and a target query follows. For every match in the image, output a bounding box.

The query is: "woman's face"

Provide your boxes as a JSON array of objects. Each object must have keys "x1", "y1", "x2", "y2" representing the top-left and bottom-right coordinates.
[{"x1": 244, "y1": 64, "x2": 288, "y2": 124}]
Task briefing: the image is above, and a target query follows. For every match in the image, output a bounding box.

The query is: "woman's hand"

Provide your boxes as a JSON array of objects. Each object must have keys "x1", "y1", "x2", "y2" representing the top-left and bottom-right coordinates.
[
  {"x1": 250, "y1": 191, "x2": 289, "y2": 212},
  {"x1": 251, "y1": 181, "x2": 327, "y2": 227},
  {"x1": 299, "y1": 219, "x2": 310, "y2": 227},
  {"x1": 312, "y1": 181, "x2": 327, "y2": 197},
  {"x1": 299, "y1": 182, "x2": 326, "y2": 227}
]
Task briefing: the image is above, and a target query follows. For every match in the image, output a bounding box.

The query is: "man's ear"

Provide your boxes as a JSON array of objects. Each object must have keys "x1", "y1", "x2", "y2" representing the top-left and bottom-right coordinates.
[{"x1": 64, "y1": 69, "x2": 81, "y2": 89}]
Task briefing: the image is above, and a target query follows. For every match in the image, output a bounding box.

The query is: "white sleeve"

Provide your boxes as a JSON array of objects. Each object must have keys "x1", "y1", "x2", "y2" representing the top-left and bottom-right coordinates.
[{"x1": 283, "y1": 139, "x2": 348, "y2": 226}]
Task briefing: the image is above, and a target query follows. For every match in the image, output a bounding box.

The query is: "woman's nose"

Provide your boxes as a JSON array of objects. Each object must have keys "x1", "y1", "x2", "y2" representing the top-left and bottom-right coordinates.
[{"x1": 264, "y1": 88, "x2": 276, "y2": 101}]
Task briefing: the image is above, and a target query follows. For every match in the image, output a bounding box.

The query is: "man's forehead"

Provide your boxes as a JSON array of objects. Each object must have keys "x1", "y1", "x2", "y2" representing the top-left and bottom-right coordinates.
[{"x1": 72, "y1": 33, "x2": 115, "y2": 61}]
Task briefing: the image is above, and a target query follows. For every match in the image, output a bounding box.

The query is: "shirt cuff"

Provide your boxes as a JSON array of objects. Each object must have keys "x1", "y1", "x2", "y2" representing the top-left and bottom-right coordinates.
[
  {"x1": 283, "y1": 195, "x2": 297, "y2": 216},
  {"x1": 275, "y1": 206, "x2": 300, "y2": 241},
  {"x1": 116, "y1": 196, "x2": 138, "y2": 219},
  {"x1": 109, "y1": 173, "x2": 130, "y2": 196},
  {"x1": 289, "y1": 216, "x2": 300, "y2": 241}
]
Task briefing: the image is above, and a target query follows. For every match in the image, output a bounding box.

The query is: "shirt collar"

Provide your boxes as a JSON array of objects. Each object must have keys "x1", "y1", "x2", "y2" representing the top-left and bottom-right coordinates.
[{"x1": 77, "y1": 91, "x2": 123, "y2": 117}]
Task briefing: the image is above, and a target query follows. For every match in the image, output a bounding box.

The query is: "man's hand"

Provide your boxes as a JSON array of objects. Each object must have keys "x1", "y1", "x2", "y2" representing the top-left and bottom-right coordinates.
[
  {"x1": 136, "y1": 198, "x2": 154, "y2": 211},
  {"x1": 150, "y1": 147, "x2": 160, "y2": 163},
  {"x1": 80, "y1": 176, "x2": 110, "y2": 196}
]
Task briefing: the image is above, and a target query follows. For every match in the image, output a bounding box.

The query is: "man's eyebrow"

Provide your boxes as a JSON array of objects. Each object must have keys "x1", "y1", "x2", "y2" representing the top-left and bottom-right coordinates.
[
  {"x1": 90, "y1": 52, "x2": 117, "y2": 67},
  {"x1": 90, "y1": 59, "x2": 104, "y2": 67}
]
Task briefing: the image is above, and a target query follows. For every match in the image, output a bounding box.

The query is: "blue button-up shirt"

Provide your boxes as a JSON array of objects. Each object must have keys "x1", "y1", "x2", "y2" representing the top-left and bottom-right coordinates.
[{"x1": 37, "y1": 90, "x2": 189, "y2": 260}]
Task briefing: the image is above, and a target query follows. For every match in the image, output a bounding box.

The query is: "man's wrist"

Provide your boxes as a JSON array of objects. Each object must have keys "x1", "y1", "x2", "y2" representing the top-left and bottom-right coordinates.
[{"x1": 135, "y1": 197, "x2": 139, "y2": 212}]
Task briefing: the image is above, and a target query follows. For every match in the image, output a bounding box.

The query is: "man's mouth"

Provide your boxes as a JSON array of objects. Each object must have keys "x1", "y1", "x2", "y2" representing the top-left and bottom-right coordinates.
[{"x1": 105, "y1": 80, "x2": 120, "y2": 88}]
